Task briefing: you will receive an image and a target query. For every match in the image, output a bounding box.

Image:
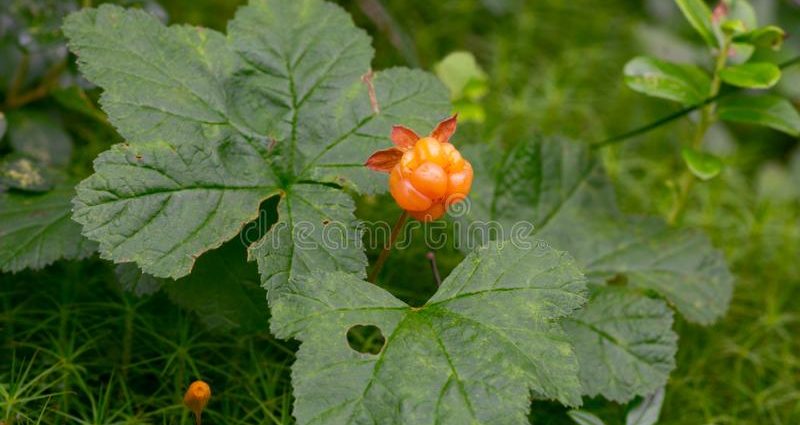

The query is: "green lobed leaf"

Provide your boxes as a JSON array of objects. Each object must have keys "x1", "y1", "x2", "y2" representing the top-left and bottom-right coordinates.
[
  {"x1": 718, "y1": 94, "x2": 800, "y2": 136},
  {"x1": 63, "y1": 6, "x2": 236, "y2": 147},
  {"x1": 270, "y1": 239, "x2": 587, "y2": 424},
  {"x1": 299, "y1": 68, "x2": 451, "y2": 194},
  {"x1": 63, "y1": 1, "x2": 450, "y2": 282},
  {"x1": 459, "y1": 135, "x2": 596, "y2": 231},
  {"x1": 460, "y1": 138, "x2": 733, "y2": 325},
  {"x1": 456, "y1": 137, "x2": 733, "y2": 401},
  {"x1": 537, "y1": 199, "x2": 733, "y2": 326},
  {"x1": 674, "y1": 0, "x2": 718, "y2": 48},
  {"x1": 564, "y1": 288, "x2": 677, "y2": 402},
  {"x1": 719, "y1": 62, "x2": 781, "y2": 89},
  {"x1": 0, "y1": 183, "x2": 96, "y2": 273},
  {"x1": 247, "y1": 184, "x2": 367, "y2": 292},
  {"x1": 226, "y1": 0, "x2": 449, "y2": 194},
  {"x1": 623, "y1": 56, "x2": 711, "y2": 105},
  {"x1": 682, "y1": 148, "x2": 724, "y2": 181},
  {"x1": 72, "y1": 139, "x2": 281, "y2": 279}
]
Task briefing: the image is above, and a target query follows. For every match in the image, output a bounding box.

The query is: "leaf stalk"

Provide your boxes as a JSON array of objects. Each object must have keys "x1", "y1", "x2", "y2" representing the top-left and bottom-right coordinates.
[{"x1": 368, "y1": 211, "x2": 408, "y2": 283}]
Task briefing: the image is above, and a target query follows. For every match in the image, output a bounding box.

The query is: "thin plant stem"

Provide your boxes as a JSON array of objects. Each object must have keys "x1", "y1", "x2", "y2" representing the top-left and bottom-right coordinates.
[
  {"x1": 592, "y1": 55, "x2": 800, "y2": 150},
  {"x1": 668, "y1": 39, "x2": 730, "y2": 225},
  {"x1": 3, "y1": 60, "x2": 67, "y2": 110},
  {"x1": 426, "y1": 252, "x2": 442, "y2": 287},
  {"x1": 368, "y1": 211, "x2": 409, "y2": 283}
]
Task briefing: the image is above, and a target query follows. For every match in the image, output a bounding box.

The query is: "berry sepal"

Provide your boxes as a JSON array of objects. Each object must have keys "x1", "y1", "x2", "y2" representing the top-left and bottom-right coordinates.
[{"x1": 365, "y1": 115, "x2": 473, "y2": 221}]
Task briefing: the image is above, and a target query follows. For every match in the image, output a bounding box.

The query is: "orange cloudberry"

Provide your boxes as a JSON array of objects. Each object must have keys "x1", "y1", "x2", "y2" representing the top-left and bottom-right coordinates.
[
  {"x1": 365, "y1": 115, "x2": 473, "y2": 221},
  {"x1": 183, "y1": 380, "x2": 211, "y2": 425}
]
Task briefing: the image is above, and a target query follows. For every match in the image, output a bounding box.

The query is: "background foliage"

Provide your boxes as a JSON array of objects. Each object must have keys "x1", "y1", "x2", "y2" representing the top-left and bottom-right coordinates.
[{"x1": 1, "y1": 0, "x2": 799, "y2": 424}]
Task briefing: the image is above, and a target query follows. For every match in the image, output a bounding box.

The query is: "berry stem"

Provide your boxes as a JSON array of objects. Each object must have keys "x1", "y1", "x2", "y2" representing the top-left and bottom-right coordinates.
[
  {"x1": 426, "y1": 251, "x2": 442, "y2": 287},
  {"x1": 368, "y1": 211, "x2": 409, "y2": 283}
]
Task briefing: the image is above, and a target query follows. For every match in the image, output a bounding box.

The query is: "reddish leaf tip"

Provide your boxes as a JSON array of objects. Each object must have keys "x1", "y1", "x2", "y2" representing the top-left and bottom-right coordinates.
[
  {"x1": 431, "y1": 114, "x2": 458, "y2": 144},
  {"x1": 366, "y1": 148, "x2": 404, "y2": 173},
  {"x1": 390, "y1": 125, "x2": 420, "y2": 149}
]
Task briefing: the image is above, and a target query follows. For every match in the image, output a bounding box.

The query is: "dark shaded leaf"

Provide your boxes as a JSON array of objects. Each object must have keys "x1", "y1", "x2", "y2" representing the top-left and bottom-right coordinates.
[{"x1": 0, "y1": 183, "x2": 95, "y2": 272}]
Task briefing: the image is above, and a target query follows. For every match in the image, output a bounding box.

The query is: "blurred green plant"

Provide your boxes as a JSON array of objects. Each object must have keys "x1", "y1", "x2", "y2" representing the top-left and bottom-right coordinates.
[
  {"x1": 434, "y1": 51, "x2": 489, "y2": 122},
  {"x1": 622, "y1": 0, "x2": 800, "y2": 224}
]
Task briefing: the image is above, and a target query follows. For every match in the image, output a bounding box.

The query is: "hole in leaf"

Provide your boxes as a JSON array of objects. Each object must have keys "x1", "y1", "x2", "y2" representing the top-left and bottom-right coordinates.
[
  {"x1": 239, "y1": 195, "x2": 281, "y2": 247},
  {"x1": 346, "y1": 324, "x2": 385, "y2": 355}
]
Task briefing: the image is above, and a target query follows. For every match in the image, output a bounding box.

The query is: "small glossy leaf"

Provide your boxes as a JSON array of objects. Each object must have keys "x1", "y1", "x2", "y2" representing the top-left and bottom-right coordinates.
[
  {"x1": 0, "y1": 112, "x2": 6, "y2": 139},
  {"x1": 682, "y1": 148, "x2": 724, "y2": 181},
  {"x1": 564, "y1": 288, "x2": 677, "y2": 402},
  {"x1": 434, "y1": 51, "x2": 488, "y2": 100},
  {"x1": 626, "y1": 387, "x2": 666, "y2": 425},
  {"x1": 624, "y1": 56, "x2": 711, "y2": 105},
  {"x1": 0, "y1": 183, "x2": 96, "y2": 273},
  {"x1": 719, "y1": 63, "x2": 781, "y2": 89},
  {"x1": 718, "y1": 95, "x2": 800, "y2": 136},
  {"x1": 721, "y1": 19, "x2": 746, "y2": 36},
  {"x1": 675, "y1": 0, "x2": 718, "y2": 47},
  {"x1": 725, "y1": 0, "x2": 758, "y2": 31},
  {"x1": 0, "y1": 155, "x2": 55, "y2": 192},
  {"x1": 733, "y1": 25, "x2": 786, "y2": 50},
  {"x1": 271, "y1": 239, "x2": 587, "y2": 424},
  {"x1": 568, "y1": 410, "x2": 607, "y2": 425},
  {"x1": 727, "y1": 42, "x2": 755, "y2": 66}
]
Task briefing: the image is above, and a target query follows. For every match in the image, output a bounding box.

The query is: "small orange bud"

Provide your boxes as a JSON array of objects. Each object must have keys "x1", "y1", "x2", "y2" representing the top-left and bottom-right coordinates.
[
  {"x1": 365, "y1": 115, "x2": 472, "y2": 222},
  {"x1": 183, "y1": 380, "x2": 211, "y2": 425}
]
